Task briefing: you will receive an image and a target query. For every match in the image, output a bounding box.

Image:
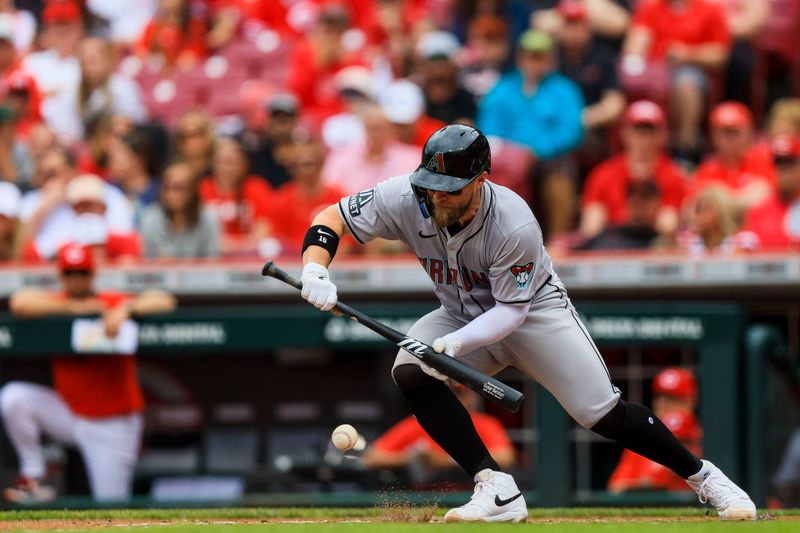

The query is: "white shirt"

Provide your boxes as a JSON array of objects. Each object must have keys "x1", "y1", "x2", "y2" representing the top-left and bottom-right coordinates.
[{"x1": 88, "y1": 0, "x2": 156, "y2": 44}]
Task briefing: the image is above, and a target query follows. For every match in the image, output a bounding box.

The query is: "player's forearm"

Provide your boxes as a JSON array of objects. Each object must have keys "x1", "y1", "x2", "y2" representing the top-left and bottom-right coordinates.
[
  {"x1": 452, "y1": 302, "x2": 530, "y2": 354},
  {"x1": 129, "y1": 289, "x2": 177, "y2": 315},
  {"x1": 303, "y1": 204, "x2": 347, "y2": 267},
  {"x1": 9, "y1": 290, "x2": 97, "y2": 317}
]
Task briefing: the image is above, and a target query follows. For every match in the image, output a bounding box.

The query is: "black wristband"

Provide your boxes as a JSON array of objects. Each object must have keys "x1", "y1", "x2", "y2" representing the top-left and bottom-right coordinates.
[{"x1": 302, "y1": 225, "x2": 341, "y2": 258}]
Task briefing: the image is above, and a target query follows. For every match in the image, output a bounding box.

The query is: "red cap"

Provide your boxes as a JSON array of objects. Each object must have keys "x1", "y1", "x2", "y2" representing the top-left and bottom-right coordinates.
[
  {"x1": 661, "y1": 410, "x2": 702, "y2": 442},
  {"x1": 772, "y1": 135, "x2": 800, "y2": 158},
  {"x1": 58, "y1": 243, "x2": 94, "y2": 272},
  {"x1": 625, "y1": 100, "x2": 665, "y2": 126},
  {"x1": 652, "y1": 368, "x2": 697, "y2": 400},
  {"x1": 558, "y1": 0, "x2": 588, "y2": 21},
  {"x1": 710, "y1": 101, "x2": 753, "y2": 130},
  {"x1": 43, "y1": 0, "x2": 82, "y2": 24},
  {"x1": 6, "y1": 71, "x2": 34, "y2": 93}
]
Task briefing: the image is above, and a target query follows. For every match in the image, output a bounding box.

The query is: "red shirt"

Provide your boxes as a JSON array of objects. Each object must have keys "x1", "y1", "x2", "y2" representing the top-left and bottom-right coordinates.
[
  {"x1": 632, "y1": 0, "x2": 731, "y2": 61},
  {"x1": 22, "y1": 235, "x2": 142, "y2": 263},
  {"x1": 198, "y1": 175, "x2": 273, "y2": 237},
  {"x1": 582, "y1": 154, "x2": 688, "y2": 225},
  {"x1": 608, "y1": 449, "x2": 693, "y2": 492},
  {"x1": 373, "y1": 414, "x2": 513, "y2": 457},
  {"x1": 743, "y1": 193, "x2": 800, "y2": 249},
  {"x1": 692, "y1": 145, "x2": 776, "y2": 195},
  {"x1": 269, "y1": 182, "x2": 345, "y2": 255},
  {"x1": 412, "y1": 115, "x2": 447, "y2": 148},
  {"x1": 53, "y1": 292, "x2": 144, "y2": 418}
]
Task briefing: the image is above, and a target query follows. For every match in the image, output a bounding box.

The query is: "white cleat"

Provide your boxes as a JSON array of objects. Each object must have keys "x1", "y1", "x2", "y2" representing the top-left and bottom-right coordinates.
[
  {"x1": 444, "y1": 469, "x2": 528, "y2": 523},
  {"x1": 686, "y1": 460, "x2": 757, "y2": 520}
]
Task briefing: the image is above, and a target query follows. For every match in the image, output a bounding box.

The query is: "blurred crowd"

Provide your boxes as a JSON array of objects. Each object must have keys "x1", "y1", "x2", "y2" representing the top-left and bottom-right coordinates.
[{"x1": 0, "y1": 0, "x2": 800, "y2": 265}]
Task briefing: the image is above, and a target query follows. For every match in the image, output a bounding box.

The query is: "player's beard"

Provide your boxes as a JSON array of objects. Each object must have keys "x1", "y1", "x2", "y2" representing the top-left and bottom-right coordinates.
[{"x1": 430, "y1": 190, "x2": 474, "y2": 228}]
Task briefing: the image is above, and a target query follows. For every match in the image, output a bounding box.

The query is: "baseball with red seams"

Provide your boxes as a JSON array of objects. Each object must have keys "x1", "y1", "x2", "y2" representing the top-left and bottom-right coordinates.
[{"x1": 332, "y1": 424, "x2": 359, "y2": 451}]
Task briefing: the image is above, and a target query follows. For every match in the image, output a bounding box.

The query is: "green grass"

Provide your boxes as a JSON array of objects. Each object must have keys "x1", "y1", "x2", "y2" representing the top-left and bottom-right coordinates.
[{"x1": 0, "y1": 508, "x2": 797, "y2": 532}]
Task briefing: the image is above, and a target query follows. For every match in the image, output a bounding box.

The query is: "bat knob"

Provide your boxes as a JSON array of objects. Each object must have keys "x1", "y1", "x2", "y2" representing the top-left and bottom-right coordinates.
[{"x1": 261, "y1": 261, "x2": 275, "y2": 276}]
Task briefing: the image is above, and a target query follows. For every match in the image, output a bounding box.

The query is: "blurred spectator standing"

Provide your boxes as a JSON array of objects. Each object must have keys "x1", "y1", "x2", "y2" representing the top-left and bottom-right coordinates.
[
  {"x1": 0, "y1": 180, "x2": 20, "y2": 260},
  {"x1": 0, "y1": 104, "x2": 33, "y2": 188},
  {"x1": 608, "y1": 368, "x2": 702, "y2": 493},
  {"x1": 555, "y1": 0, "x2": 625, "y2": 174},
  {"x1": 321, "y1": 103, "x2": 418, "y2": 195},
  {"x1": 3, "y1": 243, "x2": 176, "y2": 502},
  {"x1": 141, "y1": 161, "x2": 220, "y2": 258},
  {"x1": 286, "y1": 3, "x2": 366, "y2": 129},
  {"x1": 19, "y1": 148, "x2": 134, "y2": 261},
  {"x1": 22, "y1": 0, "x2": 84, "y2": 135},
  {"x1": 622, "y1": 0, "x2": 731, "y2": 165},
  {"x1": 46, "y1": 36, "x2": 148, "y2": 144},
  {"x1": 270, "y1": 139, "x2": 346, "y2": 256},
  {"x1": 415, "y1": 31, "x2": 477, "y2": 125},
  {"x1": 236, "y1": 92, "x2": 299, "y2": 190},
  {"x1": 533, "y1": 0, "x2": 632, "y2": 54},
  {"x1": 580, "y1": 101, "x2": 686, "y2": 243},
  {"x1": 576, "y1": 180, "x2": 663, "y2": 251},
  {"x1": 106, "y1": 126, "x2": 160, "y2": 225},
  {"x1": 321, "y1": 66, "x2": 374, "y2": 150},
  {"x1": 22, "y1": 174, "x2": 141, "y2": 263},
  {"x1": 677, "y1": 185, "x2": 760, "y2": 255},
  {"x1": 198, "y1": 137, "x2": 273, "y2": 256},
  {"x1": 0, "y1": 0, "x2": 36, "y2": 54},
  {"x1": 459, "y1": 15, "x2": 510, "y2": 100},
  {"x1": 172, "y1": 108, "x2": 215, "y2": 180},
  {"x1": 134, "y1": 0, "x2": 208, "y2": 70},
  {"x1": 477, "y1": 29, "x2": 584, "y2": 236},
  {"x1": 743, "y1": 135, "x2": 800, "y2": 249},
  {"x1": 693, "y1": 102, "x2": 776, "y2": 209},
  {"x1": 720, "y1": 0, "x2": 769, "y2": 105},
  {"x1": 380, "y1": 79, "x2": 445, "y2": 148}
]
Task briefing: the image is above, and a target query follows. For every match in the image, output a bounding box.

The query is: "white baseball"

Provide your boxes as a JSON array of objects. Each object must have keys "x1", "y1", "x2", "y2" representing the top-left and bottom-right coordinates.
[{"x1": 332, "y1": 424, "x2": 359, "y2": 451}]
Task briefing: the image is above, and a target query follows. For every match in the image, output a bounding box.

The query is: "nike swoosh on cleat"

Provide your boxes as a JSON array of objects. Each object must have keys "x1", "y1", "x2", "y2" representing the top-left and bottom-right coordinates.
[
  {"x1": 494, "y1": 493, "x2": 523, "y2": 507},
  {"x1": 418, "y1": 231, "x2": 437, "y2": 238}
]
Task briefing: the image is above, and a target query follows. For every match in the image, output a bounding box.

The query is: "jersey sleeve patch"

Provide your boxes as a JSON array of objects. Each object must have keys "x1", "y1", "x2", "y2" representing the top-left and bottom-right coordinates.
[
  {"x1": 509, "y1": 261, "x2": 535, "y2": 289},
  {"x1": 348, "y1": 189, "x2": 375, "y2": 217}
]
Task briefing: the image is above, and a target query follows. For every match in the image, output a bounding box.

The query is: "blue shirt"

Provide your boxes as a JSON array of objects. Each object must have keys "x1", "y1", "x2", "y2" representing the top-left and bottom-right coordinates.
[{"x1": 477, "y1": 70, "x2": 585, "y2": 160}]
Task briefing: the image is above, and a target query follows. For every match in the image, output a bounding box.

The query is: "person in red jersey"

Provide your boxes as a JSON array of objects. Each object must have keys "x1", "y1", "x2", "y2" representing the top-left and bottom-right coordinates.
[
  {"x1": 580, "y1": 100, "x2": 687, "y2": 241},
  {"x1": 693, "y1": 102, "x2": 776, "y2": 209},
  {"x1": 743, "y1": 135, "x2": 800, "y2": 249},
  {"x1": 1, "y1": 243, "x2": 176, "y2": 503}
]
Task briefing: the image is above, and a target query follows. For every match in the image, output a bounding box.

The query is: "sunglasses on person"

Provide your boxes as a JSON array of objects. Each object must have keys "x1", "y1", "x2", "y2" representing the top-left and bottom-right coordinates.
[
  {"x1": 774, "y1": 156, "x2": 800, "y2": 167},
  {"x1": 62, "y1": 269, "x2": 92, "y2": 278}
]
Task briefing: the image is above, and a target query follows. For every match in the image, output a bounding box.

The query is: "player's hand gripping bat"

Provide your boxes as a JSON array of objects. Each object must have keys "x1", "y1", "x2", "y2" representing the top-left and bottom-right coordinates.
[{"x1": 262, "y1": 260, "x2": 524, "y2": 412}]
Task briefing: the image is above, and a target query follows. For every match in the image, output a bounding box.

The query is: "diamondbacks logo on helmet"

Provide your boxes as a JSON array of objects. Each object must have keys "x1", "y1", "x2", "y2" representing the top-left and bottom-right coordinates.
[
  {"x1": 509, "y1": 262, "x2": 534, "y2": 289},
  {"x1": 426, "y1": 152, "x2": 446, "y2": 173}
]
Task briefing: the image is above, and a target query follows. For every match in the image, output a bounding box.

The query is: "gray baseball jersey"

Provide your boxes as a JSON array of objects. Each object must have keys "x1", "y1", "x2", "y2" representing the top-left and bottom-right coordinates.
[
  {"x1": 338, "y1": 174, "x2": 619, "y2": 427},
  {"x1": 338, "y1": 174, "x2": 559, "y2": 320}
]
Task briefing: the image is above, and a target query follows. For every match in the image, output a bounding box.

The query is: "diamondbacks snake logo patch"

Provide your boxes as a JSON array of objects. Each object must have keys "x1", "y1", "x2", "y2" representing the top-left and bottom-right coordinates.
[{"x1": 509, "y1": 262, "x2": 534, "y2": 289}]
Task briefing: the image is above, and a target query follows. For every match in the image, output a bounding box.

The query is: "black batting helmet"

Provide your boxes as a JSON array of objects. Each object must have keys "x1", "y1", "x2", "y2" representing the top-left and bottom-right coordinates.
[{"x1": 409, "y1": 124, "x2": 491, "y2": 217}]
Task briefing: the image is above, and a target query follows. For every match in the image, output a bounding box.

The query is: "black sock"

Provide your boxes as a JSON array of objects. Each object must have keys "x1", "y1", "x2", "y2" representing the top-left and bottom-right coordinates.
[
  {"x1": 392, "y1": 364, "x2": 499, "y2": 477},
  {"x1": 592, "y1": 400, "x2": 702, "y2": 479}
]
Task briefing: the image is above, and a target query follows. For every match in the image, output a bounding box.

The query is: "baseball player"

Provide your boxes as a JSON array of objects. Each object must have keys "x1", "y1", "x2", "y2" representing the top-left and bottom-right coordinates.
[
  {"x1": 299, "y1": 124, "x2": 757, "y2": 522},
  {"x1": 1, "y1": 243, "x2": 176, "y2": 502}
]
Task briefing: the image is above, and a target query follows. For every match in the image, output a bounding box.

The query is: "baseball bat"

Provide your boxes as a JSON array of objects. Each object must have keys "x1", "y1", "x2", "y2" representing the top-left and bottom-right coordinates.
[{"x1": 262, "y1": 260, "x2": 524, "y2": 412}]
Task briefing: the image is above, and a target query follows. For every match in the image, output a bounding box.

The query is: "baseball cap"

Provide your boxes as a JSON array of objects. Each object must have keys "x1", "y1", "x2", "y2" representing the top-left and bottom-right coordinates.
[
  {"x1": 267, "y1": 92, "x2": 299, "y2": 115},
  {"x1": 710, "y1": 101, "x2": 753, "y2": 130},
  {"x1": 558, "y1": 0, "x2": 588, "y2": 21},
  {"x1": 518, "y1": 29, "x2": 554, "y2": 54},
  {"x1": 660, "y1": 410, "x2": 701, "y2": 442},
  {"x1": 379, "y1": 80, "x2": 425, "y2": 125},
  {"x1": 771, "y1": 134, "x2": 800, "y2": 159},
  {"x1": 6, "y1": 71, "x2": 34, "y2": 94},
  {"x1": 43, "y1": 0, "x2": 82, "y2": 24},
  {"x1": 417, "y1": 31, "x2": 461, "y2": 60},
  {"x1": 625, "y1": 100, "x2": 665, "y2": 127},
  {"x1": 66, "y1": 174, "x2": 106, "y2": 205},
  {"x1": 0, "y1": 13, "x2": 14, "y2": 42},
  {"x1": 652, "y1": 368, "x2": 698, "y2": 400},
  {"x1": 334, "y1": 66, "x2": 374, "y2": 99},
  {"x1": 0, "y1": 181, "x2": 21, "y2": 218},
  {"x1": 58, "y1": 243, "x2": 95, "y2": 272}
]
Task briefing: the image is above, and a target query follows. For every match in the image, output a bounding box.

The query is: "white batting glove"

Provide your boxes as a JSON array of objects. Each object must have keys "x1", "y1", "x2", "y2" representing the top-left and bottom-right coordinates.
[
  {"x1": 300, "y1": 262, "x2": 338, "y2": 311},
  {"x1": 432, "y1": 333, "x2": 463, "y2": 357}
]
